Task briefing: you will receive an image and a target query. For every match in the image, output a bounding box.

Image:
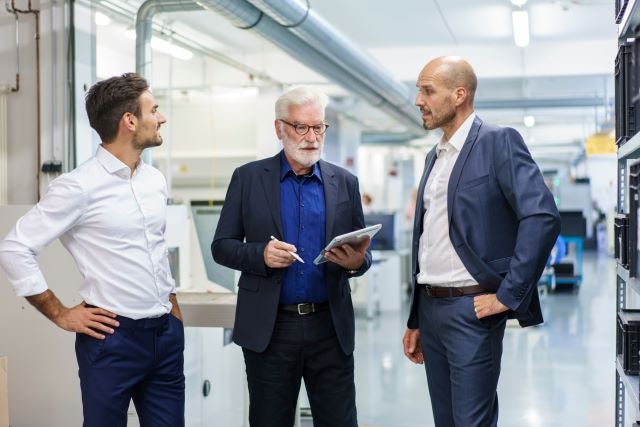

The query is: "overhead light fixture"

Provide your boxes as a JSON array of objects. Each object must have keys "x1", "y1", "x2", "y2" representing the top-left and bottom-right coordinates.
[
  {"x1": 512, "y1": 9, "x2": 530, "y2": 47},
  {"x1": 150, "y1": 37, "x2": 193, "y2": 61},
  {"x1": 524, "y1": 115, "x2": 535, "y2": 127},
  {"x1": 94, "y1": 11, "x2": 111, "y2": 26},
  {"x1": 511, "y1": 0, "x2": 529, "y2": 48}
]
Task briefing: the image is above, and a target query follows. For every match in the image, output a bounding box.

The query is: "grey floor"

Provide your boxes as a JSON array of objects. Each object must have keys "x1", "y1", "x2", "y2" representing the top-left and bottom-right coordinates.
[{"x1": 351, "y1": 251, "x2": 616, "y2": 427}]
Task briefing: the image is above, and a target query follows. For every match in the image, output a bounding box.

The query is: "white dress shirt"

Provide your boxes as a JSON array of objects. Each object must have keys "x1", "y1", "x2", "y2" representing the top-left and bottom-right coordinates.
[
  {"x1": 0, "y1": 146, "x2": 175, "y2": 319},
  {"x1": 417, "y1": 112, "x2": 477, "y2": 288}
]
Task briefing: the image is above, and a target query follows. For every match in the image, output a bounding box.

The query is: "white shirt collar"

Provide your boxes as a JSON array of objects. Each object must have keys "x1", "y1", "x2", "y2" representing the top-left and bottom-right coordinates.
[
  {"x1": 95, "y1": 145, "x2": 143, "y2": 178},
  {"x1": 436, "y1": 112, "x2": 476, "y2": 157}
]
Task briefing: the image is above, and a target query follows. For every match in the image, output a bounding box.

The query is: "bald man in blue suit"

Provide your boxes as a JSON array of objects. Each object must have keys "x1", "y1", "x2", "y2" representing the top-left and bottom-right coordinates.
[{"x1": 402, "y1": 56, "x2": 560, "y2": 427}]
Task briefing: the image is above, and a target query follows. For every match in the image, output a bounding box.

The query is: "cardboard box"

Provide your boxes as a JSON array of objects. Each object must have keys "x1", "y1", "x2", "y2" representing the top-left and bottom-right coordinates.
[{"x1": 0, "y1": 356, "x2": 7, "y2": 427}]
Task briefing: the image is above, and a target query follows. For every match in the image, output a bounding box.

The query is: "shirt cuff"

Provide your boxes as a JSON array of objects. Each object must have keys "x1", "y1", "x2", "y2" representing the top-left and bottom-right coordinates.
[{"x1": 11, "y1": 271, "x2": 49, "y2": 297}]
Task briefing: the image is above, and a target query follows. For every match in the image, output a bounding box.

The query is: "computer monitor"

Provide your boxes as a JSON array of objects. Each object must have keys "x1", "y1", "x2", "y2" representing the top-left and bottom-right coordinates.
[
  {"x1": 190, "y1": 201, "x2": 236, "y2": 292},
  {"x1": 363, "y1": 213, "x2": 395, "y2": 250}
]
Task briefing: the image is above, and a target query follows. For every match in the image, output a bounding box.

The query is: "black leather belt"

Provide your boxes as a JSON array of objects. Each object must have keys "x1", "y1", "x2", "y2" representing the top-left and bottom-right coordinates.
[
  {"x1": 279, "y1": 302, "x2": 329, "y2": 315},
  {"x1": 422, "y1": 284, "x2": 487, "y2": 298}
]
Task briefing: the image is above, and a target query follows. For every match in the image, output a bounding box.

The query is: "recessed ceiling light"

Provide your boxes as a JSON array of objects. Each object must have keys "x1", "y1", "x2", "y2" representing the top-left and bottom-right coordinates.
[{"x1": 524, "y1": 115, "x2": 535, "y2": 127}]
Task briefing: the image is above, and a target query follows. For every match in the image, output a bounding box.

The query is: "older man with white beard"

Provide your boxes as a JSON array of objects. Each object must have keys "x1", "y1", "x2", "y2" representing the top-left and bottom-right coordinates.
[{"x1": 212, "y1": 86, "x2": 372, "y2": 427}]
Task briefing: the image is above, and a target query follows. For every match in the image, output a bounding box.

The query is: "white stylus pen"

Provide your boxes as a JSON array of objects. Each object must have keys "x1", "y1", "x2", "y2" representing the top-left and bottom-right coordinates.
[{"x1": 270, "y1": 235, "x2": 305, "y2": 263}]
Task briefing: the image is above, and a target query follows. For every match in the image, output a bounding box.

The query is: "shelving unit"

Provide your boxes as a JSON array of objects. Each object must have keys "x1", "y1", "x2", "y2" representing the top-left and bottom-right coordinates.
[
  {"x1": 616, "y1": 2, "x2": 640, "y2": 423},
  {"x1": 617, "y1": 81, "x2": 640, "y2": 427},
  {"x1": 617, "y1": 354, "x2": 640, "y2": 423},
  {"x1": 619, "y1": 0, "x2": 640, "y2": 38},
  {"x1": 616, "y1": 140, "x2": 640, "y2": 426}
]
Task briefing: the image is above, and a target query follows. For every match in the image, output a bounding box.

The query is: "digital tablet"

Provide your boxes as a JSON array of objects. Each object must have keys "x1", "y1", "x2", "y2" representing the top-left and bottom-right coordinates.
[{"x1": 313, "y1": 224, "x2": 382, "y2": 265}]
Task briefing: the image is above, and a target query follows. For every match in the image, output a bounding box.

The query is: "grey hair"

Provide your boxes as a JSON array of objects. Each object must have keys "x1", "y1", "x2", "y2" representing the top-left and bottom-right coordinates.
[{"x1": 275, "y1": 86, "x2": 329, "y2": 120}]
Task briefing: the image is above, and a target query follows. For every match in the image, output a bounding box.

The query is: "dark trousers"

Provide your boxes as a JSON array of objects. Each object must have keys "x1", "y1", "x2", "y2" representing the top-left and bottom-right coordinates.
[
  {"x1": 75, "y1": 313, "x2": 185, "y2": 427},
  {"x1": 418, "y1": 289, "x2": 507, "y2": 427},
  {"x1": 242, "y1": 309, "x2": 357, "y2": 427}
]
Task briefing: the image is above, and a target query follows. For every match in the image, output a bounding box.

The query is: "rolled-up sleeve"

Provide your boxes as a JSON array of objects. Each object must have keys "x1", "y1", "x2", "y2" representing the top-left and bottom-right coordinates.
[{"x1": 0, "y1": 174, "x2": 86, "y2": 296}]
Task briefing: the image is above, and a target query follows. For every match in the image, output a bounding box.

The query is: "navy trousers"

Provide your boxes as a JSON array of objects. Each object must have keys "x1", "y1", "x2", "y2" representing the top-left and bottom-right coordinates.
[
  {"x1": 418, "y1": 289, "x2": 507, "y2": 427},
  {"x1": 242, "y1": 309, "x2": 357, "y2": 427},
  {"x1": 75, "y1": 312, "x2": 185, "y2": 427}
]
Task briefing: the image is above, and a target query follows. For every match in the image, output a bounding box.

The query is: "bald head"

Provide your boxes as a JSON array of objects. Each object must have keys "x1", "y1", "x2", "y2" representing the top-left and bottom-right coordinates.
[
  {"x1": 419, "y1": 56, "x2": 477, "y2": 106},
  {"x1": 415, "y1": 56, "x2": 477, "y2": 138}
]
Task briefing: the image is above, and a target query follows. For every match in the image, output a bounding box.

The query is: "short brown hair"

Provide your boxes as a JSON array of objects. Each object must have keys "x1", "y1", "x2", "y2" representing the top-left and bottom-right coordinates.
[{"x1": 85, "y1": 73, "x2": 149, "y2": 143}]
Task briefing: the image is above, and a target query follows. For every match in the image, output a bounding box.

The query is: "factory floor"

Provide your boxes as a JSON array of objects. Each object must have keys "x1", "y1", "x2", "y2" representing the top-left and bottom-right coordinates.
[{"x1": 336, "y1": 251, "x2": 615, "y2": 427}]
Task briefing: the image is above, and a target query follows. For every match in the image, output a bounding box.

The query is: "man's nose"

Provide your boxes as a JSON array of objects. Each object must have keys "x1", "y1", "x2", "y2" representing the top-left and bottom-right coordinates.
[{"x1": 304, "y1": 129, "x2": 317, "y2": 142}]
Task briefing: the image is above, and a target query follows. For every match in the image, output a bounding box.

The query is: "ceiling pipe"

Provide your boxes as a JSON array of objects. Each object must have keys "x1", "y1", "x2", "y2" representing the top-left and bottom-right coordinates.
[
  {"x1": 475, "y1": 97, "x2": 612, "y2": 109},
  {"x1": 244, "y1": 0, "x2": 418, "y2": 117},
  {"x1": 136, "y1": 0, "x2": 383, "y2": 108},
  {"x1": 134, "y1": 0, "x2": 424, "y2": 135},
  {"x1": 130, "y1": 0, "x2": 282, "y2": 87},
  {"x1": 196, "y1": 0, "x2": 424, "y2": 135},
  {"x1": 136, "y1": 0, "x2": 203, "y2": 84}
]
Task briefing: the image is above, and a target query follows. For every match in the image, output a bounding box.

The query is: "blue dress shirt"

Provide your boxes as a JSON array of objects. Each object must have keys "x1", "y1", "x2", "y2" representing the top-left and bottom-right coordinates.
[{"x1": 279, "y1": 153, "x2": 327, "y2": 304}]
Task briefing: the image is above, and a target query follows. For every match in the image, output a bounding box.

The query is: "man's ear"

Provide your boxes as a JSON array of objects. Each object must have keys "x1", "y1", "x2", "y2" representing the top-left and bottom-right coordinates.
[
  {"x1": 122, "y1": 112, "x2": 137, "y2": 132},
  {"x1": 274, "y1": 119, "x2": 283, "y2": 140},
  {"x1": 454, "y1": 87, "x2": 468, "y2": 107}
]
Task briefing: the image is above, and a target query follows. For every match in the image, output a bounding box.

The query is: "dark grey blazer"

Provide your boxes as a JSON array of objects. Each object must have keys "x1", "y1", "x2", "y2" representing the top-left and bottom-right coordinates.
[{"x1": 212, "y1": 151, "x2": 372, "y2": 354}]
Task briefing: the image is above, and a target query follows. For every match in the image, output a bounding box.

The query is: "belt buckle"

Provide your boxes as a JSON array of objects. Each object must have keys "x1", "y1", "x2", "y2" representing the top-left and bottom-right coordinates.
[
  {"x1": 297, "y1": 303, "x2": 313, "y2": 315},
  {"x1": 424, "y1": 285, "x2": 433, "y2": 297}
]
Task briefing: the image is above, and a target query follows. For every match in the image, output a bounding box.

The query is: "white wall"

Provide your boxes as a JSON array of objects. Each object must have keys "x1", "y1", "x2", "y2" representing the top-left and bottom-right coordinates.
[{"x1": 0, "y1": 1, "x2": 69, "y2": 204}]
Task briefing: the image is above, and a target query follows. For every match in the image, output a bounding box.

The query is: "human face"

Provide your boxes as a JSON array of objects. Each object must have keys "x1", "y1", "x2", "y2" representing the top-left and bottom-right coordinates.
[
  {"x1": 132, "y1": 91, "x2": 167, "y2": 150},
  {"x1": 275, "y1": 103, "x2": 325, "y2": 174},
  {"x1": 415, "y1": 64, "x2": 457, "y2": 132}
]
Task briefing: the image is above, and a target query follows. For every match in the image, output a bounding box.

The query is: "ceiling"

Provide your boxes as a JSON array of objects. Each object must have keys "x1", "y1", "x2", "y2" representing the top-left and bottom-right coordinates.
[{"x1": 94, "y1": 0, "x2": 618, "y2": 165}]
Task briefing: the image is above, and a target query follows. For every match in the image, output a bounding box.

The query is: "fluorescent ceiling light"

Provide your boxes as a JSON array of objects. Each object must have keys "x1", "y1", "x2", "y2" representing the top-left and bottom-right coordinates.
[
  {"x1": 512, "y1": 9, "x2": 530, "y2": 47},
  {"x1": 524, "y1": 115, "x2": 535, "y2": 127},
  {"x1": 511, "y1": 0, "x2": 527, "y2": 7},
  {"x1": 94, "y1": 12, "x2": 111, "y2": 26},
  {"x1": 150, "y1": 37, "x2": 193, "y2": 61}
]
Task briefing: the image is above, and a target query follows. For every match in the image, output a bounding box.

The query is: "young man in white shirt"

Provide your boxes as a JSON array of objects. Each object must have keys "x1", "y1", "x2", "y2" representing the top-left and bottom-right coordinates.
[{"x1": 0, "y1": 73, "x2": 184, "y2": 427}]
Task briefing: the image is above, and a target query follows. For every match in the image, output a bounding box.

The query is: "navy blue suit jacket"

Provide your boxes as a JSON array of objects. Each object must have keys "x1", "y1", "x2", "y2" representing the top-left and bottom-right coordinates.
[
  {"x1": 212, "y1": 152, "x2": 372, "y2": 354},
  {"x1": 407, "y1": 116, "x2": 560, "y2": 329}
]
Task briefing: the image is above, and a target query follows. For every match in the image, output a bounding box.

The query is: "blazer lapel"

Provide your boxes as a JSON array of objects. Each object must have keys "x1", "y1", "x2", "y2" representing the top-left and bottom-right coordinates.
[
  {"x1": 320, "y1": 160, "x2": 338, "y2": 244},
  {"x1": 261, "y1": 153, "x2": 284, "y2": 238},
  {"x1": 416, "y1": 147, "x2": 437, "y2": 219},
  {"x1": 447, "y1": 116, "x2": 483, "y2": 223},
  {"x1": 411, "y1": 147, "x2": 437, "y2": 275}
]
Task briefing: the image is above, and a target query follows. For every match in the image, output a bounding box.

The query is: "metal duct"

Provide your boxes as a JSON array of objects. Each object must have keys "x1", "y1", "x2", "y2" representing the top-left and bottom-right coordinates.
[
  {"x1": 196, "y1": 0, "x2": 424, "y2": 134},
  {"x1": 245, "y1": 0, "x2": 419, "y2": 123},
  {"x1": 475, "y1": 97, "x2": 612, "y2": 110},
  {"x1": 134, "y1": 0, "x2": 424, "y2": 134},
  {"x1": 136, "y1": 0, "x2": 203, "y2": 82}
]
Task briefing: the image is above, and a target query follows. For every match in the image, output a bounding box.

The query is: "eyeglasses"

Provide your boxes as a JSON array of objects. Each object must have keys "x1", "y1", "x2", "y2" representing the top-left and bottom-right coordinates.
[{"x1": 279, "y1": 119, "x2": 329, "y2": 136}]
